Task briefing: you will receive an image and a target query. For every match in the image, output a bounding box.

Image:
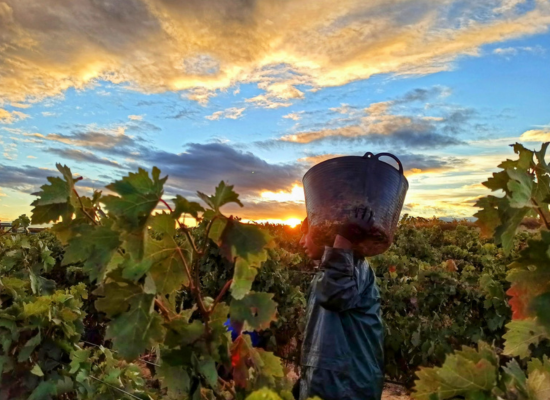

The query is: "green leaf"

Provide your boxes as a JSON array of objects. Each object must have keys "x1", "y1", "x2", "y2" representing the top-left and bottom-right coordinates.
[
  {"x1": 535, "y1": 142, "x2": 550, "y2": 173},
  {"x1": 512, "y1": 143, "x2": 534, "y2": 170},
  {"x1": 197, "y1": 181, "x2": 243, "y2": 213},
  {"x1": 482, "y1": 170, "x2": 510, "y2": 193},
  {"x1": 18, "y1": 331, "x2": 42, "y2": 362},
  {"x1": 30, "y1": 363, "x2": 44, "y2": 376},
  {"x1": 503, "y1": 319, "x2": 549, "y2": 359},
  {"x1": 230, "y1": 292, "x2": 277, "y2": 330},
  {"x1": 502, "y1": 359, "x2": 527, "y2": 394},
  {"x1": 157, "y1": 363, "x2": 190, "y2": 399},
  {"x1": 101, "y1": 167, "x2": 166, "y2": 258},
  {"x1": 493, "y1": 199, "x2": 530, "y2": 254},
  {"x1": 28, "y1": 380, "x2": 57, "y2": 400},
  {"x1": 231, "y1": 258, "x2": 260, "y2": 300},
  {"x1": 257, "y1": 349, "x2": 284, "y2": 378},
  {"x1": 246, "y1": 388, "x2": 283, "y2": 400},
  {"x1": 145, "y1": 213, "x2": 191, "y2": 294},
  {"x1": 531, "y1": 292, "x2": 550, "y2": 330},
  {"x1": 209, "y1": 218, "x2": 272, "y2": 299},
  {"x1": 198, "y1": 356, "x2": 218, "y2": 388},
  {"x1": 105, "y1": 293, "x2": 165, "y2": 360},
  {"x1": 31, "y1": 171, "x2": 75, "y2": 224},
  {"x1": 507, "y1": 169, "x2": 534, "y2": 208},
  {"x1": 62, "y1": 225, "x2": 121, "y2": 282},
  {"x1": 165, "y1": 318, "x2": 204, "y2": 347},
  {"x1": 94, "y1": 279, "x2": 143, "y2": 318},
  {"x1": 173, "y1": 195, "x2": 205, "y2": 220}
]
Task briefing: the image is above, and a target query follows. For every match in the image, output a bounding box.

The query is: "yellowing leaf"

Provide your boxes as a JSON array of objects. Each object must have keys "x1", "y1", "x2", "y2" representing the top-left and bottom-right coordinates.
[{"x1": 503, "y1": 319, "x2": 549, "y2": 359}]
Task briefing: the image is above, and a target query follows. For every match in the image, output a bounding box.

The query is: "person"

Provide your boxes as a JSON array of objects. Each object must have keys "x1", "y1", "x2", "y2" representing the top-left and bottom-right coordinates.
[{"x1": 295, "y1": 208, "x2": 384, "y2": 400}]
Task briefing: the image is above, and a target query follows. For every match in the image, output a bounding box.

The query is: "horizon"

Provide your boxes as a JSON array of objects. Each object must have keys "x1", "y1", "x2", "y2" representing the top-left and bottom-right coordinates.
[{"x1": 1, "y1": 1, "x2": 550, "y2": 226}]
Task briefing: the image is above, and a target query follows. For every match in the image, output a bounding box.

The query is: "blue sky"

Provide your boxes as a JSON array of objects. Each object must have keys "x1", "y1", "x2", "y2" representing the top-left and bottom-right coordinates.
[{"x1": 1, "y1": 0, "x2": 550, "y2": 225}]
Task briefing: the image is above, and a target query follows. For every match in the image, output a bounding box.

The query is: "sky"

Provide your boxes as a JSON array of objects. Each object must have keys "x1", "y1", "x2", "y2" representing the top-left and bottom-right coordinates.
[{"x1": 1, "y1": 0, "x2": 550, "y2": 226}]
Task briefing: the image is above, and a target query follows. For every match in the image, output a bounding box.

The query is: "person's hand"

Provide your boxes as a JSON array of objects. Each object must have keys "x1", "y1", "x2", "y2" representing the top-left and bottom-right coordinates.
[{"x1": 336, "y1": 206, "x2": 375, "y2": 245}]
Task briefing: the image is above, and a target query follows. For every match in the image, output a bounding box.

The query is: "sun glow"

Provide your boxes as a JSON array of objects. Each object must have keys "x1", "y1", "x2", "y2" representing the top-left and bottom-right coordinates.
[
  {"x1": 260, "y1": 185, "x2": 305, "y2": 203},
  {"x1": 243, "y1": 218, "x2": 303, "y2": 228}
]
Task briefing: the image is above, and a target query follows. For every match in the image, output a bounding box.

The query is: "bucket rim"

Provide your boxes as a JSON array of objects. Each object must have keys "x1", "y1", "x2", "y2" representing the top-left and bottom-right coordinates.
[{"x1": 301, "y1": 154, "x2": 409, "y2": 188}]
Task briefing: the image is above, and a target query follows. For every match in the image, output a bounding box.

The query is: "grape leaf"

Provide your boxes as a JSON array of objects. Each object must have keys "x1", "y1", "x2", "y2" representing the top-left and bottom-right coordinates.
[
  {"x1": 507, "y1": 169, "x2": 534, "y2": 209},
  {"x1": 198, "y1": 356, "x2": 218, "y2": 388},
  {"x1": 105, "y1": 293, "x2": 165, "y2": 360},
  {"x1": 503, "y1": 319, "x2": 549, "y2": 359},
  {"x1": 17, "y1": 331, "x2": 42, "y2": 362},
  {"x1": 413, "y1": 352, "x2": 497, "y2": 400},
  {"x1": 474, "y1": 196, "x2": 501, "y2": 238},
  {"x1": 197, "y1": 181, "x2": 243, "y2": 213},
  {"x1": 145, "y1": 213, "x2": 191, "y2": 294},
  {"x1": 209, "y1": 218, "x2": 272, "y2": 299},
  {"x1": 157, "y1": 363, "x2": 190, "y2": 399},
  {"x1": 531, "y1": 292, "x2": 550, "y2": 330},
  {"x1": 93, "y1": 278, "x2": 143, "y2": 318},
  {"x1": 246, "y1": 388, "x2": 283, "y2": 400},
  {"x1": 231, "y1": 335, "x2": 254, "y2": 388},
  {"x1": 230, "y1": 292, "x2": 277, "y2": 330},
  {"x1": 493, "y1": 200, "x2": 529, "y2": 254},
  {"x1": 527, "y1": 369, "x2": 550, "y2": 400},
  {"x1": 173, "y1": 195, "x2": 205, "y2": 220},
  {"x1": 165, "y1": 318, "x2": 204, "y2": 347},
  {"x1": 232, "y1": 258, "x2": 261, "y2": 300},
  {"x1": 31, "y1": 165, "x2": 76, "y2": 224},
  {"x1": 512, "y1": 143, "x2": 535, "y2": 170},
  {"x1": 535, "y1": 142, "x2": 550, "y2": 174},
  {"x1": 101, "y1": 167, "x2": 166, "y2": 258},
  {"x1": 27, "y1": 381, "x2": 57, "y2": 400},
  {"x1": 502, "y1": 359, "x2": 527, "y2": 394},
  {"x1": 257, "y1": 349, "x2": 284, "y2": 378},
  {"x1": 62, "y1": 225, "x2": 121, "y2": 282},
  {"x1": 482, "y1": 170, "x2": 510, "y2": 193}
]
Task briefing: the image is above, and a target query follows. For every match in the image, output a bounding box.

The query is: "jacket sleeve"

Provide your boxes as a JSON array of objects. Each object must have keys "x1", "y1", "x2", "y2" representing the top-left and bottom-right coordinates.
[{"x1": 315, "y1": 246, "x2": 362, "y2": 312}]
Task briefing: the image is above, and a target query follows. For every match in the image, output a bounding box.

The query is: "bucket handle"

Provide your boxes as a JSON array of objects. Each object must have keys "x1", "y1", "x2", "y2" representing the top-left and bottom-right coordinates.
[{"x1": 363, "y1": 152, "x2": 404, "y2": 174}]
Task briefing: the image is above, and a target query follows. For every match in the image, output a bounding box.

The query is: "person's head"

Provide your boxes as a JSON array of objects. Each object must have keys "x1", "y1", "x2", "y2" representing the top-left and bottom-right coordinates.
[{"x1": 299, "y1": 217, "x2": 325, "y2": 260}]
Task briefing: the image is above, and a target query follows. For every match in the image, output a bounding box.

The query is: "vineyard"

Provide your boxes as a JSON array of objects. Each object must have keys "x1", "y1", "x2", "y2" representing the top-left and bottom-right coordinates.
[{"x1": 1, "y1": 142, "x2": 549, "y2": 400}]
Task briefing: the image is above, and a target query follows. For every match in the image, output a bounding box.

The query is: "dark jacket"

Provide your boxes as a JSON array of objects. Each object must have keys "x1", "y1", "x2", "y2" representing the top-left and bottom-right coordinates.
[{"x1": 299, "y1": 247, "x2": 384, "y2": 400}]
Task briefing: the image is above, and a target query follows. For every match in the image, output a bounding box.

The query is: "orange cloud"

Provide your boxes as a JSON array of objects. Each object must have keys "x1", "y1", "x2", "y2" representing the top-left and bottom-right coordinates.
[
  {"x1": 0, "y1": 108, "x2": 29, "y2": 124},
  {"x1": 0, "y1": 0, "x2": 548, "y2": 105}
]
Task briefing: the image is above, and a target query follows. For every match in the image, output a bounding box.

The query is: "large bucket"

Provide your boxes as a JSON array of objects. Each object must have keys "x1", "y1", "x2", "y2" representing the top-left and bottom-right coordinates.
[{"x1": 302, "y1": 152, "x2": 409, "y2": 257}]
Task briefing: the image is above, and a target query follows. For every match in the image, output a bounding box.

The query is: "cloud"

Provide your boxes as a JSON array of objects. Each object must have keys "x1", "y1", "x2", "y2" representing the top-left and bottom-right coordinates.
[
  {"x1": 0, "y1": 108, "x2": 29, "y2": 124},
  {"x1": 47, "y1": 148, "x2": 124, "y2": 168},
  {"x1": 165, "y1": 109, "x2": 199, "y2": 119},
  {"x1": 283, "y1": 112, "x2": 303, "y2": 121},
  {"x1": 205, "y1": 107, "x2": 245, "y2": 121},
  {"x1": 273, "y1": 86, "x2": 471, "y2": 147},
  {"x1": 1, "y1": 0, "x2": 549, "y2": 104},
  {"x1": 27, "y1": 126, "x2": 139, "y2": 152},
  {"x1": 493, "y1": 45, "x2": 546, "y2": 56},
  {"x1": 520, "y1": 129, "x2": 550, "y2": 142},
  {"x1": 139, "y1": 142, "x2": 305, "y2": 196},
  {"x1": 0, "y1": 164, "x2": 61, "y2": 192},
  {"x1": 41, "y1": 111, "x2": 57, "y2": 117},
  {"x1": 128, "y1": 115, "x2": 143, "y2": 120}
]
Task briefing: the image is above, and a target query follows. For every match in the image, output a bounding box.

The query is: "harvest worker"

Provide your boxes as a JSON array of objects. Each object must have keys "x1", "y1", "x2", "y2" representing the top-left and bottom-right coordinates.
[{"x1": 296, "y1": 209, "x2": 384, "y2": 400}]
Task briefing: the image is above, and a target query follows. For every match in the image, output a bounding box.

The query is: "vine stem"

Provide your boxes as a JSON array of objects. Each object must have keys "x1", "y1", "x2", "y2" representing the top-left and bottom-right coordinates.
[
  {"x1": 154, "y1": 298, "x2": 174, "y2": 321},
  {"x1": 532, "y1": 198, "x2": 550, "y2": 230},
  {"x1": 211, "y1": 279, "x2": 233, "y2": 313},
  {"x1": 72, "y1": 187, "x2": 98, "y2": 226},
  {"x1": 159, "y1": 198, "x2": 202, "y2": 256}
]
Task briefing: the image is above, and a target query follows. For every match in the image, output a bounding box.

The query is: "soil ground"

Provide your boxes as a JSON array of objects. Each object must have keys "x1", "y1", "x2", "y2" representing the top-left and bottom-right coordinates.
[{"x1": 382, "y1": 383, "x2": 410, "y2": 400}]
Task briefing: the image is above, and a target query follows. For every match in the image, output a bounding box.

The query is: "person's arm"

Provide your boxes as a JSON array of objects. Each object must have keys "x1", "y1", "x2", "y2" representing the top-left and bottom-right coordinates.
[
  {"x1": 314, "y1": 235, "x2": 362, "y2": 312},
  {"x1": 315, "y1": 207, "x2": 375, "y2": 312}
]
